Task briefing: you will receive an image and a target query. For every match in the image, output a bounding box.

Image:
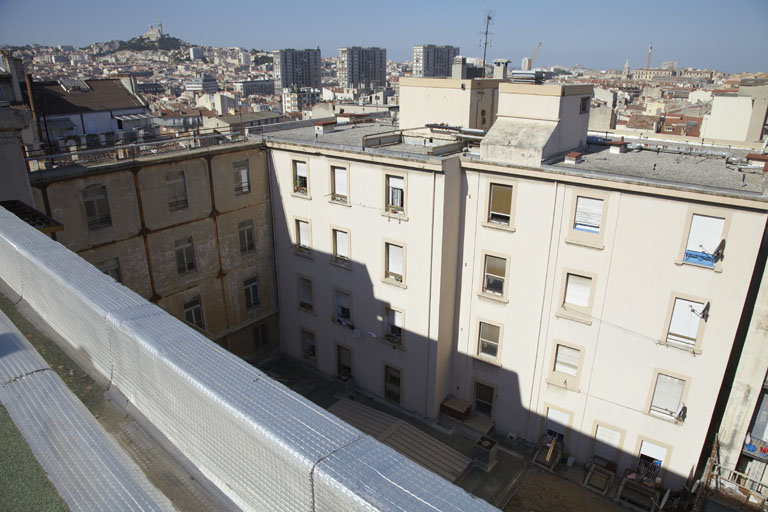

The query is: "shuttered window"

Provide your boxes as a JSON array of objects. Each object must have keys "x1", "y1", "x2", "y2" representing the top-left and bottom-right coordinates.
[
  {"x1": 574, "y1": 196, "x2": 603, "y2": 233},
  {"x1": 386, "y1": 175, "x2": 404, "y2": 212},
  {"x1": 667, "y1": 298, "x2": 705, "y2": 347},
  {"x1": 296, "y1": 220, "x2": 310, "y2": 248},
  {"x1": 233, "y1": 160, "x2": 250, "y2": 195},
  {"x1": 594, "y1": 425, "x2": 621, "y2": 462},
  {"x1": 650, "y1": 373, "x2": 685, "y2": 416},
  {"x1": 564, "y1": 274, "x2": 591, "y2": 308},
  {"x1": 474, "y1": 382, "x2": 494, "y2": 417},
  {"x1": 684, "y1": 214, "x2": 724, "y2": 267},
  {"x1": 332, "y1": 166, "x2": 347, "y2": 202},
  {"x1": 334, "y1": 229, "x2": 349, "y2": 260},
  {"x1": 301, "y1": 330, "x2": 315, "y2": 361},
  {"x1": 384, "y1": 365, "x2": 401, "y2": 403},
  {"x1": 299, "y1": 277, "x2": 313, "y2": 311},
  {"x1": 386, "y1": 243, "x2": 404, "y2": 281},
  {"x1": 294, "y1": 161, "x2": 308, "y2": 193},
  {"x1": 554, "y1": 345, "x2": 579, "y2": 376},
  {"x1": 488, "y1": 184, "x2": 513, "y2": 225},
  {"x1": 387, "y1": 309, "x2": 403, "y2": 339},
  {"x1": 166, "y1": 171, "x2": 188, "y2": 210},
  {"x1": 546, "y1": 408, "x2": 569, "y2": 438}
]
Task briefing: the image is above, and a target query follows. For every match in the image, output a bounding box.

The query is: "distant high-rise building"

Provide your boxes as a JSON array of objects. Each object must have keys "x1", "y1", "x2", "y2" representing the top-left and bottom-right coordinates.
[
  {"x1": 412, "y1": 45, "x2": 460, "y2": 78},
  {"x1": 185, "y1": 74, "x2": 219, "y2": 93},
  {"x1": 272, "y1": 49, "x2": 321, "y2": 95},
  {"x1": 337, "y1": 47, "x2": 387, "y2": 90},
  {"x1": 189, "y1": 47, "x2": 205, "y2": 61}
]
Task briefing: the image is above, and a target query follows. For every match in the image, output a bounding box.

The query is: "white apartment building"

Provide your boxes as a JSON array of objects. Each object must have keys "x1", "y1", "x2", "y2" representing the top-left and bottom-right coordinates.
[
  {"x1": 413, "y1": 45, "x2": 460, "y2": 78},
  {"x1": 337, "y1": 47, "x2": 387, "y2": 90},
  {"x1": 281, "y1": 87, "x2": 320, "y2": 113},
  {"x1": 267, "y1": 81, "x2": 768, "y2": 492}
]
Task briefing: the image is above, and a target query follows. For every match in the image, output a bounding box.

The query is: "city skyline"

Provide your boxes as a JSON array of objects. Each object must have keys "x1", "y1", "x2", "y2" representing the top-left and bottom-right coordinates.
[{"x1": 0, "y1": 0, "x2": 766, "y2": 73}]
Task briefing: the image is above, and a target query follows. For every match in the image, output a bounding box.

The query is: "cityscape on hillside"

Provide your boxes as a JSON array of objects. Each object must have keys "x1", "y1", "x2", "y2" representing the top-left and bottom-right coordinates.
[{"x1": 1, "y1": 12, "x2": 768, "y2": 512}]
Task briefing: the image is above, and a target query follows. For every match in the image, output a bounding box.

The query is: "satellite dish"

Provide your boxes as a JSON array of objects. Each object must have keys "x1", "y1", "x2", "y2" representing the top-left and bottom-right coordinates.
[{"x1": 660, "y1": 488, "x2": 670, "y2": 510}]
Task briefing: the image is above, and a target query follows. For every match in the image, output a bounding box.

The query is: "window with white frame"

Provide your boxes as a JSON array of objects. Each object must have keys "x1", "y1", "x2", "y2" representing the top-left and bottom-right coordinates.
[
  {"x1": 384, "y1": 365, "x2": 401, "y2": 404},
  {"x1": 650, "y1": 373, "x2": 685, "y2": 418},
  {"x1": 293, "y1": 161, "x2": 308, "y2": 194},
  {"x1": 331, "y1": 166, "x2": 348, "y2": 203},
  {"x1": 488, "y1": 183, "x2": 513, "y2": 226},
  {"x1": 563, "y1": 273, "x2": 591, "y2": 310},
  {"x1": 334, "y1": 290, "x2": 352, "y2": 326},
  {"x1": 483, "y1": 255, "x2": 506, "y2": 296},
  {"x1": 238, "y1": 219, "x2": 255, "y2": 253},
  {"x1": 301, "y1": 329, "x2": 315, "y2": 361},
  {"x1": 554, "y1": 344, "x2": 580, "y2": 376},
  {"x1": 295, "y1": 220, "x2": 310, "y2": 250},
  {"x1": 333, "y1": 229, "x2": 350, "y2": 262},
  {"x1": 243, "y1": 277, "x2": 260, "y2": 310},
  {"x1": 175, "y1": 237, "x2": 196, "y2": 274},
  {"x1": 183, "y1": 297, "x2": 205, "y2": 329},
  {"x1": 545, "y1": 407, "x2": 569, "y2": 440},
  {"x1": 684, "y1": 214, "x2": 725, "y2": 267},
  {"x1": 98, "y1": 257, "x2": 122, "y2": 284},
  {"x1": 385, "y1": 308, "x2": 402, "y2": 341},
  {"x1": 385, "y1": 243, "x2": 404, "y2": 282},
  {"x1": 478, "y1": 322, "x2": 500, "y2": 359},
  {"x1": 82, "y1": 185, "x2": 111, "y2": 229},
  {"x1": 166, "y1": 171, "x2": 188, "y2": 211},
  {"x1": 667, "y1": 298, "x2": 708, "y2": 349},
  {"x1": 233, "y1": 160, "x2": 250, "y2": 195},
  {"x1": 573, "y1": 196, "x2": 603, "y2": 234},
  {"x1": 385, "y1": 175, "x2": 404, "y2": 213},
  {"x1": 298, "y1": 277, "x2": 313, "y2": 312}
]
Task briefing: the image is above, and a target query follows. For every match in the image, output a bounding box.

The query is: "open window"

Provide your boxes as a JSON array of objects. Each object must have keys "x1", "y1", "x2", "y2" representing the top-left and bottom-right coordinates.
[
  {"x1": 183, "y1": 296, "x2": 205, "y2": 329},
  {"x1": 384, "y1": 242, "x2": 405, "y2": 284},
  {"x1": 331, "y1": 165, "x2": 348, "y2": 204},
  {"x1": 650, "y1": 372, "x2": 687, "y2": 421},
  {"x1": 385, "y1": 174, "x2": 405, "y2": 215},
  {"x1": 295, "y1": 218, "x2": 311, "y2": 255},
  {"x1": 334, "y1": 289, "x2": 353, "y2": 328},
  {"x1": 385, "y1": 307, "x2": 403, "y2": 343},
  {"x1": 666, "y1": 297, "x2": 709, "y2": 352},
  {"x1": 682, "y1": 213, "x2": 726, "y2": 268},
  {"x1": 487, "y1": 183, "x2": 514, "y2": 227},
  {"x1": 233, "y1": 160, "x2": 250, "y2": 195},
  {"x1": 293, "y1": 160, "x2": 308, "y2": 195},
  {"x1": 558, "y1": 271, "x2": 596, "y2": 323},
  {"x1": 545, "y1": 407, "x2": 570, "y2": 441},
  {"x1": 332, "y1": 228, "x2": 350, "y2": 264}
]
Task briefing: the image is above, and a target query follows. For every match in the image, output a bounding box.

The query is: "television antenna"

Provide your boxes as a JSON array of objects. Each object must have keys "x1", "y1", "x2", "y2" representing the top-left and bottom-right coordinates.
[{"x1": 480, "y1": 11, "x2": 494, "y2": 78}]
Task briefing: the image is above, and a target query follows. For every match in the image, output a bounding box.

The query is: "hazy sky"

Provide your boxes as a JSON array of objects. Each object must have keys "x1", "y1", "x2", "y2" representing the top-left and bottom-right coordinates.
[{"x1": 1, "y1": 0, "x2": 766, "y2": 73}]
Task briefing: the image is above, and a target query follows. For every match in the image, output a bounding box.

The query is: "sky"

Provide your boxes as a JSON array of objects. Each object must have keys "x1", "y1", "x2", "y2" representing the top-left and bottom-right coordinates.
[{"x1": 0, "y1": 0, "x2": 766, "y2": 73}]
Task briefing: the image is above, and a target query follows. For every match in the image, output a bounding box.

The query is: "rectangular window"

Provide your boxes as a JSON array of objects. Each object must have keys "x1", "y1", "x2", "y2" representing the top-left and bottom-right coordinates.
[
  {"x1": 298, "y1": 277, "x2": 313, "y2": 312},
  {"x1": 483, "y1": 255, "x2": 506, "y2": 296},
  {"x1": 233, "y1": 160, "x2": 250, "y2": 195},
  {"x1": 478, "y1": 322, "x2": 500, "y2": 359},
  {"x1": 594, "y1": 425, "x2": 621, "y2": 462},
  {"x1": 638, "y1": 440, "x2": 667, "y2": 477},
  {"x1": 474, "y1": 381, "x2": 494, "y2": 418},
  {"x1": 166, "y1": 171, "x2": 188, "y2": 211},
  {"x1": 334, "y1": 290, "x2": 352, "y2": 326},
  {"x1": 564, "y1": 273, "x2": 591, "y2": 309},
  {"x1": 98, "y1": 258, "x2": 122, "y2": 284},
  {"x1": 183, "y1": 297, "x2": 205, "y2": 329},
  {"x1": 546, "y1": 407, "x2": 569, "y2": 440},
  {"x1": 301, "y1": 329, "x2": 316, "y2": 361},
  {"x1": 175, "y1": 237, "x2": 196, "y2": 274},
  {"x1": 574, "y1": 197, "x2": 603, "y2": 234},
  {"x1": 667, "y1": 298, "x2": 707, "y2": 348},
  {"x1": 331, "y1": 166, "x2": 348, "y2": 203},
  {"x1": 488, "y1": 184, "x2": 513, "y2": 225},
  {"x1": 82, "y1": 186, "x2": 111, "y2": 229},
  {"x1": 333, "y1": 229, "x2": 350, "y2": 262},
  {"x1": 650, "y1": 373, "x2": 685, "y2": 417},
  {"x1": 386, "y1": 308, "x2": 402, "y2": 341},
  {"x1": 554, "y1": 345, "x2": 580, "y2": 376},
  {"x1": 386, "y1": 175, "x2": 404, "y2": 213},
  {"x1": 385, "y1": 243, "x2": 404, "y2": 282},
  {"x1": 254, "y1": 322, "x2": 268, "y2": 348},
  {"x1": 293, "y1": 161, "x2": 308, "y2": 194},
  {"x1": 337, "y1": 345, "x2": 352, "y2": 378},
  {"x1": 296, "y1": 219, "x2": 310, "y2": 250},
  {"x1": 580, "y1": 96, "x2": 590, "y2": 114},
  {"x1": 384, "y1": 365, "x2": 401, "y2": 404},
  {"x1": 244, "y1": 277, "x2": 260, "y2": 310},
  {"x1": 238, "y1": 219, "x2": 255, "y2": 253},
  {"x1": 684, "y1": 214, "x2": 725, "y2": 267}
]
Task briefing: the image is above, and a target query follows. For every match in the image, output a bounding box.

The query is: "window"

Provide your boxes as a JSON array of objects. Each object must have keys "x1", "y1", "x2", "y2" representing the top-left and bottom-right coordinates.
[
  {"x1": 298, "y1": 277, "x2": 313, "y2": 312},
  {"x1": 554, "y1": 345, "x2": 579, "y2": 376},
  {"x1": 254, "y1": 322, "x2": 268, "y2": 349},
  {"x1": 336, "y1": 345, "x2": 352, "y2": 378},
  {"x1": 334, "y1": 290, "x2": 352, "y2": 327},
  {"x1": 580, "y1": 96, "x2": 590, "y2": 114},
  {"x1": 385, "y1": 308, "x2": 403, "y2": 341},
  {"x1": 244, "y1": 277, "x2": 260, "y2": 310},
  {"x1": 166, "y1": 171, "x2": 188, "y2": 211},
  {"x1": 545, "y1": 407, "x2": 570, "y2": 440},
  {"x1": 385, "y1": 242, "x2": 404, "y2": 282},
  {"x1": 488, "y1": 183, "x2": 513, "y2": 226},
  {"x1": 667, "y1": 298, "x2": 708, "y2": 349},
  {"x1": 233, "y1": 160, "x2": 250, "y2": 195},
  {"x1": 183, "y1": 297, "x2": 204, "y2": 329},
  {"x1": 650, "y1": 373, "x2": 685, "y2": 418},
  {"x1": 295, "y1": 219, "x2": 310, "y2": 252},
  {"x1": 301, "y1": 329, "x2": 316, "y2": 361},
  {"x1": 563, "y1": 273, "x2": 591, "y2": 311},
  {"x1": 593, "y1": 424, "x2": 622, "y2": 462},
  {"x1": 98, "y1": 258, "x2": 122, "y2": 284},
  {"x1": 293, "y1": 160, "x2": 308, "y2": 194},
  {"x1": 333, "y1": 229, "x2": 350, "y2": 263},
  {"x1": 637, "y1": 440, "x2": 667, "y2": 477},
  {"x1": 574, "y1": 196, "x2": 603, "y2": 234},
  {"x1": 478, "y1": 322, "x2": 500, "y2": 359},
  {"x1": 238, "y1": 220, "x2": 255, "y2": 253},
  {"x1": 384, "y1": 365, "x2": 401, "y2": 404},
  {"x1": 385, "y1": 175, "x2": 404, "y2": 214},
  {"x1": 483, "y1": 255, "x2": 506, "y2": 296},
  {"x1": 473, "y1": 381, "x2": 495, "y2": 418},
  {"x1": 331, "y1": 166, "x2": 348, "y2": 203},
  {"x1": 82, "y1": 186, "x2": 111, "y2": 229},
  {"x1": 175, "y1": 237, "x2": 196, "y2": 274},
  {"x1": 683, "y1": 214, "x2": 725, "y2": 268}
]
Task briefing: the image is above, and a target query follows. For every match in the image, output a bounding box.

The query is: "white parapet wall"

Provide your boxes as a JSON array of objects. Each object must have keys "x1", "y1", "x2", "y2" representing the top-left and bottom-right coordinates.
[{"x1": 0, "y1": 205, "x2": 496, "y2": 512}]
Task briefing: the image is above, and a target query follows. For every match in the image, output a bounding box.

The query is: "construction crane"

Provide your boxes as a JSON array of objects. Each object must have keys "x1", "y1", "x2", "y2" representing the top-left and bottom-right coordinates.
[{"x1": 525, "y1": 42, "x2": 542, "y2": 71}]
